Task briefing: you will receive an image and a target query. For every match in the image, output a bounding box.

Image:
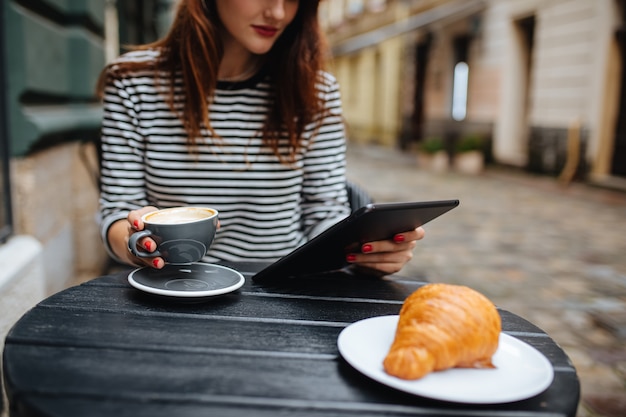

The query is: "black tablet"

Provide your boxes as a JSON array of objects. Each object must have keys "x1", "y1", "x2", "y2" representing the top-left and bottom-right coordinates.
[{"x1": 252, "y1": 199, "x2": 459, "y2": 282}]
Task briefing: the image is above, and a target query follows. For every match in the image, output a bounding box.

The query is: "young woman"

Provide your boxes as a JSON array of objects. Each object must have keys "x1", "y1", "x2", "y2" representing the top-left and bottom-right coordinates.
[{"x1": 98, "y1": 0, "x2": 424, "y2": 275}]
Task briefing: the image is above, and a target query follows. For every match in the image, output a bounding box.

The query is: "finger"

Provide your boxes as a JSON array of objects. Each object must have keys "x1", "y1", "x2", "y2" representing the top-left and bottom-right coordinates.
[
  {"x1": 392, "y1": 227, "x2": 425, "y2": 243},
  {"x1": 346, "y1": 249, "x2": 412, "y2": 276},
  {"x1": 347, "y1": 227, "x2": 424, "y2": 276},
  {"x1": 128, "y1": 211, "x2": 142, "y2": 231},
  {"x1": 128, "y1": 206, "x2": 159, "y2": 230},
  {"x1": 150, "y1": 257, "x2": 164, "y2": 269},
  {"x1": 360, "y1": 240, "x2": 417, "y2": 255},
  {"x1": 141, "y1": 238, "x2": 157, "y2": 253},
  {"x1": 134, "y1": 256, "x2": 164, "y2": 269},
  {"x1": 128, "y1": 232, "x2": 157, "y2": 254},
  {"x1": 347, "y1": 249, "x2": 414, "y2": 266},
  {"x1": 361, "y1": 228, "x2": 424, "y2": 253},
  {"x1": 138, "y1": 239, "x2": 161, "y2": 268}
]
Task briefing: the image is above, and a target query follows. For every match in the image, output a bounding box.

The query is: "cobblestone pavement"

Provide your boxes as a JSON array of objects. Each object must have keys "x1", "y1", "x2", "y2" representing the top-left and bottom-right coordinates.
[{"x1": 345, "y1": 143, "x2": 626, "y2": 417}]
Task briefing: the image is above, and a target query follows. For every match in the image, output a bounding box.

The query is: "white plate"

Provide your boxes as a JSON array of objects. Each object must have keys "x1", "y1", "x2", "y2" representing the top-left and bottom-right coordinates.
[
  {"x1": 128, "y1": 263, "x2": 244, "y2": 298},
  {"x1": 337, "y1": 315, "x2": 554, "y2": 404}
]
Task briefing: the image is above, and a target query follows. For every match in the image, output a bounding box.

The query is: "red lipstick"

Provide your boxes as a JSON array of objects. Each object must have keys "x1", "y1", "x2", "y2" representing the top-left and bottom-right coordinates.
[{"x1": 252, "y1": 25, "x2": 278, "y2": 37}]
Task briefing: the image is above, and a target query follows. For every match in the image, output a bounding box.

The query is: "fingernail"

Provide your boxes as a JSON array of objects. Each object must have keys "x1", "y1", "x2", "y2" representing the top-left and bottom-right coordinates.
[
  {"x1": 346, "y1": 254, "x2": 357, "y2": 262},
  {"x1": 362, "y1": 244, "x2": 373, "y2": 253},
  {"x1": 152, "y1": 259, "x2": 160, "y2": 268},
  {"x1": 145, "y1": 241, "x2": 152, "y2": 251},
  {"x1": 394, "y1": 234, "x2": 405, "y2": 243},
  {"x1": 133, "y1": 220, "x2": 139, "y2": 229}
]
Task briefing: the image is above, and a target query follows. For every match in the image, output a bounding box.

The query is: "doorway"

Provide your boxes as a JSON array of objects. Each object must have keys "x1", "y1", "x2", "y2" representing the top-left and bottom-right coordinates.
[
  {"x1": 495, "y1": 14, "x2": 535, "y2": 165},
  {"x1": 514, "y1": 15, "x2": 535, "y2": 162},
  {"x1": 612, "y1": 1, "x2": 626, "y2": 177},
  {"x1": 407, "y1": 34, "x2": 432, "y2": 149}
]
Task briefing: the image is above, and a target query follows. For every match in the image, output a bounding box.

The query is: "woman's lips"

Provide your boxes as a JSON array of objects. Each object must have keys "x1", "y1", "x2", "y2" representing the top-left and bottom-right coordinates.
[{"x1": 252, "y1": 25, "x2": 279, "y2": 37}]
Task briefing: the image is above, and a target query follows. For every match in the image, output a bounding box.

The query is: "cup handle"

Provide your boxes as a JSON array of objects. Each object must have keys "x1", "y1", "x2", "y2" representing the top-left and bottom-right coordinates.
[{"x1": 128, "y1": 230, "x2": 161, "y2": 258}]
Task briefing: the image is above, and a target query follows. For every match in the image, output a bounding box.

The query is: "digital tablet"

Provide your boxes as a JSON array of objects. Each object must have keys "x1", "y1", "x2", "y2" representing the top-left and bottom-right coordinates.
[{"x1": 252, "y1": 199, "x2": 459, "y2": 283}]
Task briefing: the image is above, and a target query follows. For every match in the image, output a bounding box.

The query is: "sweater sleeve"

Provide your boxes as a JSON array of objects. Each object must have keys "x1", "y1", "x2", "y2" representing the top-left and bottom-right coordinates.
[
  {"x1": 301, "y1": 73, "x2": 351, "y2": 239},
  {"x1": 97, "y1": 70, "x2": 149, "y2": 262}
]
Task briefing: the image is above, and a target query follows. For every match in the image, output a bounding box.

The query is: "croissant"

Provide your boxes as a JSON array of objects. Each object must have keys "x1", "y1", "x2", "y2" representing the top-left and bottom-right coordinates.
[{"x1": 383, "y1": 283, "x2": 501, "y2": 380}]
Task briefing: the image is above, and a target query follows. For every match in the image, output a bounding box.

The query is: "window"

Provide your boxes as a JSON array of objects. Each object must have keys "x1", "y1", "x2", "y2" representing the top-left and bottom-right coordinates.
[
  {"x1": 0, "y1": 3, "x2": 12, "y2": 244},
  {"x1": 452, "y1": 35, "x2": 470, "y2": 121},
  {"x1": 346, "y1": 0, "x2": 364, "y2": 17},
  {"x1": 452, "y1": 62, "x2": 469, "y2": 121}
]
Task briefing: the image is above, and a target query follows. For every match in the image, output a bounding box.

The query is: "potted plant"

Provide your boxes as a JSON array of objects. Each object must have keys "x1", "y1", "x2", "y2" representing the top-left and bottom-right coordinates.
[
  {"x1": 454, "y1": 134, "x2": 485, "y2": 174},
  {"x1": 417, "y1": 137, "x2": 448, "y2": 172}
]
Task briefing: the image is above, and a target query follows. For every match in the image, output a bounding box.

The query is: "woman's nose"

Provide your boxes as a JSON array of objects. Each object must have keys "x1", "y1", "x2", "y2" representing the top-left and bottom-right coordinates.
[{"x1": 264, "y1": 0, "x2": 287, "y2": 21}]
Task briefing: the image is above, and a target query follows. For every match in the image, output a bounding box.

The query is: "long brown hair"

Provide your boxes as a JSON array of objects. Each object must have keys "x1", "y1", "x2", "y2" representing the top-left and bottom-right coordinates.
[{"x1": 97, "y1": 0, "x2": 328, "y2": 162}]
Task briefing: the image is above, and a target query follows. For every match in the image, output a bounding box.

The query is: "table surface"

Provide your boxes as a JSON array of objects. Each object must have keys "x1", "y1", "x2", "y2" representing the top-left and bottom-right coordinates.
[{"x1": 3, "y1": 262, "x2": 580, "y2": 417}]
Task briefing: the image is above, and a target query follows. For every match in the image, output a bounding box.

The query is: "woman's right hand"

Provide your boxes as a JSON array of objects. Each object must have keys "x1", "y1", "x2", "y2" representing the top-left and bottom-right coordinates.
[{"x1": 107, "y1": 206, "x2": 164, "y2": 268}]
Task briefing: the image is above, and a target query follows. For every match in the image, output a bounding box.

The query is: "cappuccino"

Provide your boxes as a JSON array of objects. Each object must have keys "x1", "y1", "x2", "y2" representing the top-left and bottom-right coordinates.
[
  {"x1": 145, "y1": 207, "x2": 216, "y2": 225},
  {"x1": 129, "y1": 206, "x2": 219, "y2": 264}
]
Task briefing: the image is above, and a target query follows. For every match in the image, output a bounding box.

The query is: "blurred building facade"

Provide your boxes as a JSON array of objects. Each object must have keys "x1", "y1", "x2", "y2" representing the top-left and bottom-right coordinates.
[
  {"x1": 0, "y1": 0, "x2": 174, "y2": 363},
  {"x1": 1, "y1": 0, "x2": 625, "y2": 321},
  {"x1": 321, "y1": 0, "x2": 626, "y2": 184}
]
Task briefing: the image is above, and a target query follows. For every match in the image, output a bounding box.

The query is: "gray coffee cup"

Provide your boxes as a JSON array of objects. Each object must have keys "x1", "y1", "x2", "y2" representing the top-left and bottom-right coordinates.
[{"x1": 128, "y1": 207, "x2": 218, "y2": 265}]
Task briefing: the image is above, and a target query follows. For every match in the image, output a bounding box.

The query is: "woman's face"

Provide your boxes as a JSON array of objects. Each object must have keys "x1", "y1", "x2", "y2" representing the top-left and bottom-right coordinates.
[{"x1": 214, "y1": 0, "x2": 300, "y2": 56}]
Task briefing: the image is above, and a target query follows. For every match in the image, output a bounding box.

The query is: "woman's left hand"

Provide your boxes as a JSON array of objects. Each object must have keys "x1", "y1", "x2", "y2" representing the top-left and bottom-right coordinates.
[{"x1": 346, "y1": 227, "x2": 425, "y2": 276}]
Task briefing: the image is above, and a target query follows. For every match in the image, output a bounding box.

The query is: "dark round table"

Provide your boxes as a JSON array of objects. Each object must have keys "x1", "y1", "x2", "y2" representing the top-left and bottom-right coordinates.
[{"x1": 3, "y1": 262, "x2": 580, "y2": 417}]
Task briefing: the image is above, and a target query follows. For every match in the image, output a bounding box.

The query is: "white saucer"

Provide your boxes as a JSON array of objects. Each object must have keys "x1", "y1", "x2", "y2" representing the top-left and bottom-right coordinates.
[
  {"x1": 128, "y1": 263, "x2": 245, "y2": 298},
  {"x1": 337, "y1": 315, "x2": 554, "y2": 404}
]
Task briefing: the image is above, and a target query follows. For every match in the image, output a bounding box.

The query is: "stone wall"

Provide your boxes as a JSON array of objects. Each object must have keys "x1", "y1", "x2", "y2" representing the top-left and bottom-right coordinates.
[{"x1": 11, "y1": 141, "x2": 108, "y2": 294}]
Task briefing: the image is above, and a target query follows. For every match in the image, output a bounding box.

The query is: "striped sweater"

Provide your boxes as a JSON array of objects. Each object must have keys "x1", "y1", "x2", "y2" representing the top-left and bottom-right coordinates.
[{"x1": 99, "y1": 49, "x2": 350, "y2": 264}]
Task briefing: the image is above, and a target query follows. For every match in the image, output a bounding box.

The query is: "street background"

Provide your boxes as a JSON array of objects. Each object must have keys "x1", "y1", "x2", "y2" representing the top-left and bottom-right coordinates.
[
  {"x1": 2, "y1": 1, "x2": 626, "y2": 417},
  {"x1": 346, "y1": 143, "x2": 626, "y2": 417}
]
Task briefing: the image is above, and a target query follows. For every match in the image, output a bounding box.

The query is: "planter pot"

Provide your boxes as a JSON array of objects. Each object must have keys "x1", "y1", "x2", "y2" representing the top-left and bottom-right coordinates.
[
  {"x1": 417, "y1": 151, "x2": 449, "y2": 173},
  {"x1": 454, "y1": 151, "x2": 484, "y2": 174}
]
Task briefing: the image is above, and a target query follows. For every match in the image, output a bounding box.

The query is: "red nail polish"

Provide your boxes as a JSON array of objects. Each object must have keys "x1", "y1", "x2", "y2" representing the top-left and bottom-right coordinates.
[
  {"x1": 362, "y1": 244, "x2": 373, "y2": 253},
  {"x1": 153, "y1": 259, "x2": 160, "y2": 268},
  {"x1": 346, "y1": 254, "x2": 357, "y2": 262},
  {"x1": 394, "y1": 234, "x2": 405, "y2": 243},
  {"x1": 145, "y1": 241, "x2": 152, "y2": 251},
  {"x1": 133, "y1": 220, "x2": 139, "y2": 229}
]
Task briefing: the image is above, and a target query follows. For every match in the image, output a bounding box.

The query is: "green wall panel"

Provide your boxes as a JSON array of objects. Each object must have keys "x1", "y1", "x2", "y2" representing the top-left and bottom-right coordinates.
[
  {"x1": 39, "y1": 0, "x2": 69, "y2": 12},
  {"x1": 68, "y1": 28, "x2": 106, "y2": 97},
  {"x1": 4, "y1": 0, "x2": 105, "y2": 156},
  {"x1": 70, "y1": 0, "x2": 106, "y2": 28},
  {"x1": 7, "y1": 6, "x2": 70, "y2": 96}
]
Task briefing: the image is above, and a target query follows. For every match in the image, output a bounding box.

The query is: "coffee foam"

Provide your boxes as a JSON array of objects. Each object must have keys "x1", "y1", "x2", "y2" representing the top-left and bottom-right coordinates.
[{"x1": 145, "y1": 207, "x2": 215, "y2": 225}]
